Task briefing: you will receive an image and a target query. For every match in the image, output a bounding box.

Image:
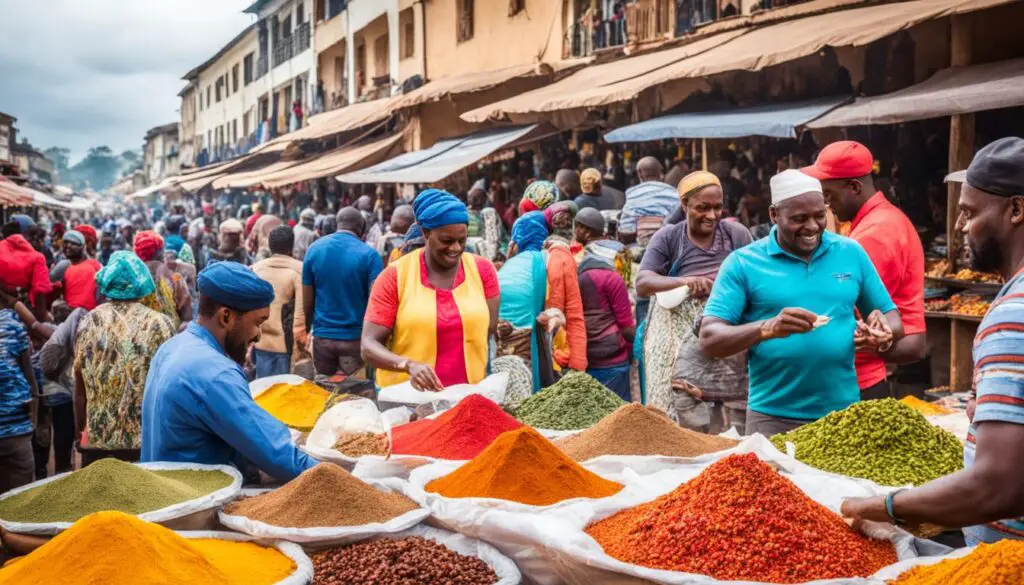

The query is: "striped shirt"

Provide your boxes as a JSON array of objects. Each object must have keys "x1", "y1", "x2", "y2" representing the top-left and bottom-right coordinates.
[{"x1": 964, "y1": 269, "x2": 1024, "y2": 544}]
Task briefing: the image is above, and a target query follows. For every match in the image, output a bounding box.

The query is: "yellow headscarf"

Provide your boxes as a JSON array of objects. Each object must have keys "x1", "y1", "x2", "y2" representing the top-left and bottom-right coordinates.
[{"x1": 677, "y1": 171, "x2": 722, "y2": 201}]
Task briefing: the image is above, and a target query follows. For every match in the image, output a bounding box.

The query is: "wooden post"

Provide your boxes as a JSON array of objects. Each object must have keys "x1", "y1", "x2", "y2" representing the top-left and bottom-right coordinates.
[
  {"x1": 701, "y1": 138, "x2": 708, "y2": 171},
  {"x1": 946, "y1": 15, "x2": 974, "y2": 269}
]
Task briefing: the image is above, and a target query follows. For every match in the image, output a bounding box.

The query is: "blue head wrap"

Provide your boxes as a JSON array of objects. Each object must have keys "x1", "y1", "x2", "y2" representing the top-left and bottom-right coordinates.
[
  {"x1": 198, "y1": 262, "x2": 275, "y2": 312},
  {"x1": 164, "y1": 234, "x2": 186, "y2": 256},
  {"x1": 12, "y1": 214, "x2": 35, "y2": 234},
  {"x1": 413, "y1": 189, "x2": 469, "y2": 230},
  {"x1": 96, "y1": 251, "x2": 156, "y2": 301},
  {"x1": 511, "y1": 211, "x2": 550, "y2": 253}
]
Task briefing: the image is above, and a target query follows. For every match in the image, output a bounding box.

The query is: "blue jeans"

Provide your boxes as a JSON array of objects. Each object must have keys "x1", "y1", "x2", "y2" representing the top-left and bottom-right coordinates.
[
  {"x1": 252, "y1": 348, "x2": 290, "y2": 378},
  {"x1": 588, "y1": 363, "x2": 632, "y2": 402}
]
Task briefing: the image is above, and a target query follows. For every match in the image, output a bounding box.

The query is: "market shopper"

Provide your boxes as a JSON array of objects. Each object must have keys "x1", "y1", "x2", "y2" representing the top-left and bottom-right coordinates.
[
  {"x1": 574, "y1": 207, "x2": 606, "y2": 249},
  {"x1": 247, "y1": 214, "x2": 283, "y2": 262},
  {"x1": 466, "y1": 184, "x2": 508, "y2": 262},
  {"x1": 252, "y1": 226, "x2": 306, "y2": 378},
  {"x1": 635, "y1": 171, "x2": 753, "y2": 431},
  {"x1": 134, "y1": 230, "x2": 193, "y2": 327},
  {"x1": 37, "y1": 304, "x2": 87, "y2": 474},
  {"x1": 803, "y1": 141, "x2": 927, "y2": 399},
  {"x1": 293, "y1": 208, "x2": 317, "y2": 261},
  {"x1": 0, "y1": 290, "x2": 40, "y2": 493},
  {"x1": 619, "y1": 156, "x2": 680, "y2": 245},
  {"x1": 699, "y1": 170, "x2": 902, "y2": 436},
  {"x1": 575, "y1": 168, "x2": 619, "y2": 211},
  {"x1": 204, "y1": 218, "x2": 251, "y2": 266},
  {"x1": 53, "y1": 230, "x2": 102, "y2": 310},
  {"x1": 74, "y1": 252, "x2": 176, "y2": 461},
  {"x1": 303, "y1": 208, "x2": 382, "y2": 381},
  {"x1": 841, "y1": 137, "x2": 1024, "y2": 545},
  {"x1": 142, "y1": 261, "x2": 317, "y2": 481},
  {"x1": 363, "y1": 189, "x2": 500, "y2": 391},
  {"x1": 377, "y1": 204, "x2": 415, "y2": 264},
  {"x1": 0, "y1": 219, "x2": 52, "y2": 321}
]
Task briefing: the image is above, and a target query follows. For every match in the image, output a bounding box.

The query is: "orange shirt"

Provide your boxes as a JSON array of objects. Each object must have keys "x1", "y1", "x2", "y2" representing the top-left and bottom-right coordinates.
[{"x1": 848, "y1": 192, "x2": 926, "y2": 389}]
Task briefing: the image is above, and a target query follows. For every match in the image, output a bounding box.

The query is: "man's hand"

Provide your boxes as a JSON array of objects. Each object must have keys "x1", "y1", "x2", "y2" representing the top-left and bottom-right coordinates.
[
  {"x1": 759, "y1": 308, "x2": 817, "y2": 341},
  {"x1": 407, "y1": 361, "x2": 444, "y2": 392},
  {"x1": 854, "y1": 309, "x2": 893, "y2": 352},
  {"x1": 678, "y1": 276, "x2": 714, "y2": 298}
]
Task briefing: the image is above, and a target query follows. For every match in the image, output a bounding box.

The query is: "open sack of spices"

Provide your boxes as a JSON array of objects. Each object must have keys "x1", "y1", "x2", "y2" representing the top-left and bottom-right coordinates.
[
  {"x1": 250, "y1": 375, "x2": 336, "y2": 442},
  {"x1": 351, "y1": 394, "x2": 526, "y2": 481},
  {"x1": 513, "y1": 371, "x2": 626, "y2": 439},
  {"x1": 308, "y1": 524, "x2": 521, "y2": 585},
  {"x1": 0, "y1": 459, "x2": 242, "y2": 536},
  {"x1": 407, "y1": 448, "x2": 949, "y2": 585},
  {"x1": 0, "y1": 511, "x2": 313, "y2": 585},
  {"x1": 872, "y1": 541, "x2": 1024, "y2": 584},
  {"x1": 218, "y1": 463, "x2": 428, "y2": 546},
  {"x1": 301, "y1": 396, "x2": 393, "y2": 469}
]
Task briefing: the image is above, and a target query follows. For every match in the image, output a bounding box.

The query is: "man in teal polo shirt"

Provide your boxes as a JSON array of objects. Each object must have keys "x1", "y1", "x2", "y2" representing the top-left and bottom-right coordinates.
[{"x1": 699, "y1": 170, "x2": 902, "y2": 436}]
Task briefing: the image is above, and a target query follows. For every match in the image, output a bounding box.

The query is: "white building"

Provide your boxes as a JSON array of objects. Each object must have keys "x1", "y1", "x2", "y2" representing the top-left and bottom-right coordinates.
[
  {"x1": 181, "y1": 0, "x2": 317, "y2": 169},
  {"x1": 143, "y1": 123, "x2": 180, "y2": 183}
]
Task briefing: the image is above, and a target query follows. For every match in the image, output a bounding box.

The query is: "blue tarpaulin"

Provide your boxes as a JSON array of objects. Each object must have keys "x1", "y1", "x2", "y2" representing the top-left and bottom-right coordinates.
[
  {"x1": 603, "y1": 97, "x2": 850, "y2": 143},
  {"x1": 336, "y1": 125, "x2": 538, "y2": 184}
]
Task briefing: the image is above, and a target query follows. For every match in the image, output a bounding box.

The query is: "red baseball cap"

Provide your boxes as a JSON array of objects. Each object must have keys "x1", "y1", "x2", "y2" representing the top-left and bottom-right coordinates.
[{"x1": 801, "y1": 141, "x2": 873, "y2": 181}]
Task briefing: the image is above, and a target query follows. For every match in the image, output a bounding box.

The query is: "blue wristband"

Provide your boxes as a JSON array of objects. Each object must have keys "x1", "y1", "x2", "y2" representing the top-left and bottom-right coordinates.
[{"x1": 885, "y1": 489, "x2": 906, "y2": 525}]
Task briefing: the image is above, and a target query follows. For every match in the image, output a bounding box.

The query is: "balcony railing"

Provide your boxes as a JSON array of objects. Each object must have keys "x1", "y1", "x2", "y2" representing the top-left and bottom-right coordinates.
[
  {"x1": 272, "y1": 36, "x2": 294, "y2": 67},
  {"x1": 296, "y1": 22, "x2": 311, "y2": 53},
  {"x1": 569, "y1": 17, "x2": 627, "y2": 58}
]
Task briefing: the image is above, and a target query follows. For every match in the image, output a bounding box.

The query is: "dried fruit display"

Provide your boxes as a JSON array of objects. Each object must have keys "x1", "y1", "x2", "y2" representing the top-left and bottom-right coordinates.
[{"x1": 949, "y1": 294, "x2": 990, "y2": 317}]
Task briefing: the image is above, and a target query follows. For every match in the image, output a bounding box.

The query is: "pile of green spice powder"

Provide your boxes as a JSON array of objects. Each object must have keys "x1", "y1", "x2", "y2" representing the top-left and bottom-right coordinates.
[
  {"x1": 514, "y1": 371, "x2": 626, "y2": 430},
  {"x1": 0, "y1": 459, "x2": 234, "y2": 523},
  {"x1": 771, "y1": 398, "x2": 964, "y2": 486}
]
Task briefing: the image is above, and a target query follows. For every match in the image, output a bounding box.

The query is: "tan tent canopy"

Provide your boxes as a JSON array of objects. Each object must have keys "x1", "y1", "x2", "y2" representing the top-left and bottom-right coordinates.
[
  {"x1": 259, "y1": 97, "x2": 396, "y2": 149},
  {"x1": 807, "y1": 58, "x2": 1024, "y2": 128},
  {"x1": 257, "y1": 133, "x2": 406, "y2": 189},
  {"x1": 462, "y1": 0, "x2": 1015, "y2": 126}
]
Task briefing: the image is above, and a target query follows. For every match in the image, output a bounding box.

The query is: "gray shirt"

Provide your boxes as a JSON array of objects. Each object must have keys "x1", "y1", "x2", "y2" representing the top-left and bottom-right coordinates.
[{"x1": 640, "y1": 219, "x2": 752, "y2": 279}]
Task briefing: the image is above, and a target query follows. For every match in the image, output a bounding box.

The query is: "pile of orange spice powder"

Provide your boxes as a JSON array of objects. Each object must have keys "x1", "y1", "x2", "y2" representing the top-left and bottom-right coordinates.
[{"x1": 587, "y1": 454, "x2": 897, "y2": 583}]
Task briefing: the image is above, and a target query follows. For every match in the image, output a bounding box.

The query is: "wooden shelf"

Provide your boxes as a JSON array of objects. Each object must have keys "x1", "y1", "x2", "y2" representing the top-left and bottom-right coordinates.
[{"x1": 925, "y1": 311, "x2": 984, "y2": 323}]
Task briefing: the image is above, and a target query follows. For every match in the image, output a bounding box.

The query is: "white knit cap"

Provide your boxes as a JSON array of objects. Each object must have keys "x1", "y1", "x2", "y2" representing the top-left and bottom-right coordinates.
[{"x1": 770, "y1": 169, "x2": 823, "y2": 205}]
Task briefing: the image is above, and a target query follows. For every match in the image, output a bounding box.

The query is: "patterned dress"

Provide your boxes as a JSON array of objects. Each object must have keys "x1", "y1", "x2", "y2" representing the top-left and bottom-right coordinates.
[
  {"x1": 0, "y1": 309, "x2": 32, "y2": 439},
  {"x1": 74, "y1": 302, "x2": 175, "y2": 449}
]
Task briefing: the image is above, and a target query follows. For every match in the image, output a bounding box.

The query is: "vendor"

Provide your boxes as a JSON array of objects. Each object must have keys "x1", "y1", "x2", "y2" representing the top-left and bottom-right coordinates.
[
  {"x1": 361, "y1": 189, "x2": 500, "y2": 391},
  {"x1": 699, "y1": 170, "x2": 902, "y2": 436},
  {"x1": 842, "y1": 137, "x2": 1024, "y2": 545},
  {"x1": 141, "y1": 261, "x2": 316, "y2": 481}
]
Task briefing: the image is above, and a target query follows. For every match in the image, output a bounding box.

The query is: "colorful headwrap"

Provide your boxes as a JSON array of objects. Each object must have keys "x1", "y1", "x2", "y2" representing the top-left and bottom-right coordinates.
[
  {"x1": 96, "y1": 251, "x2": 156, "y2": 301},
  {"x1": 76, "y1": 225, "x2": 98, "y2": 249},
  {"x1": 178, "y1": 244, "x2": 196, "y2": 266},
  {"x1": 52, "y1": 223, "x2": 66, "y2": 240},
  {"x1": 543, "y1": 200, "x2": 579, "y2": 240},
  {"x1": 510, "y1": 211, "x2": 550, "y2": 253},
  {"x1": 164, "y1": 234, "x2": 186, "y2": 257},
  {"x1": 522, "y1": 180, "x2": 559, "y2": 211},
  {"x1": 400, "y1": 223, "x2": 426, "y2": 256},
  {"x1": 413, "y1": 189, "x2": 469, "y2": 229},
  {"x1": 676, "y1": 170, "x2": 722, "y2": 201},
  {"x1": 198, "y1": 261, "x2": 275, "y2": 312},
  {"x1": 133, "y1": 231, "x2": 164, "y2": 262}
]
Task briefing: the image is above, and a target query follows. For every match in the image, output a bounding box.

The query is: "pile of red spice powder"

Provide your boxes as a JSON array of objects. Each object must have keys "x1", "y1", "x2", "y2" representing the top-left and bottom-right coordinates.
[
  {"x1": 391, "y1": 394, "x2": 523, "y2": 459},
  {"x1": 587, "y1": 453, "x2": 898, "y2": 583}
]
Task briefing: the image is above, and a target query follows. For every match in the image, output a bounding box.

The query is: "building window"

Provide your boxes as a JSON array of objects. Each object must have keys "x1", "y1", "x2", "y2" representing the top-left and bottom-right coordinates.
[
  {"x1": 198, "y1": 93, "x2": 203, "y2": 111},
  {"x1": 233, "y1": 119, "x2": 238, "y2": 143},
  {"x1": 457, "y1": 0, "x2": 474, "y2": 41},
  {"x1": 508, "y1": 0, "x2": 525, "y2": 16},
  {"x1": 244, "y1": 53, "x2": 254, "y2": 85},
  {"x1": 327, "y1": 0, "x2": 346, "y2": 19},
  {"x1": 296, "y1": 1, "x2": 304, "y2": 25},
  {"x1": 206, "y1": 86, "x2": 211, "y2": 107},
  {"x1": 400, "y1": 8, "x2": 415, "y2": 59},
  {"x1": 232, "y1": 64, "x2": 240, "y2": 93},
  {"x1": 215, "y1": 78, "x2": 223, "y2": 102}
]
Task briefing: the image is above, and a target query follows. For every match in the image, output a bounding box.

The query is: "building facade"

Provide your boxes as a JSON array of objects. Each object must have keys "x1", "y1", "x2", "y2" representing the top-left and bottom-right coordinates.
[
  {"x1": 143, "y1": 123, "x2": 180, "y2": 183},
  {"x1": 0, "y1": 112, "x2": 15, "y2": 163},
  {"x1": 11, "y1": 141, "x2": 55, "y2": 184}
]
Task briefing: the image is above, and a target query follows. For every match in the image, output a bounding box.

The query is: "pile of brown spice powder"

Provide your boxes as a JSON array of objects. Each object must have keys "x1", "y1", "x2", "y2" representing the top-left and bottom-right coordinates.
[
  {"x1": 333, "y1": 431, "x2": 390, "y2": 457},
  {"x1": 224, "y1": 463, "x2": 419, "y2": 528},
  {"x1": 555, "y1": 403, "x2": 738, "y2": 461}
]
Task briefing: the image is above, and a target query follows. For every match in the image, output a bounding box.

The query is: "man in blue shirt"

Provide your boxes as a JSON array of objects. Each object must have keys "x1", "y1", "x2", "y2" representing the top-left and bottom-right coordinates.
[
  {"x1": 142, "y1": 262, "x2": 317, "y2": 481},
  {"x1": 302, "y1": 207, "x2": 383, "y2": 380},
  {"x1": 699, "y1": 170, "x2": 902, "y2": 436}
]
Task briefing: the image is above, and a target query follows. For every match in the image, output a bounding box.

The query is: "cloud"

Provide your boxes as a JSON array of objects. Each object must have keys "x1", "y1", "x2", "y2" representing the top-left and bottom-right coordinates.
[{"x1": 0, "y1": 0, "x2": 254, "y2": 166}]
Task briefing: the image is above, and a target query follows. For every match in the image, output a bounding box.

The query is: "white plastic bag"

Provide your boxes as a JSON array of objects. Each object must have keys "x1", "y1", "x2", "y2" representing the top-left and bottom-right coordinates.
[
  {"x1": 179, "y1": 530, "x2": 313, "y2": 585},
  {"x1": 301, "y1": 397, "x2": 393, "y2": 469},
  {"x1": 0, "y1": 462, "x2": 243, "y2": 536},
  {"x1": 377, "y1": 371, "x2": 509, "y2": 407},
  {"x1": 217, "y1": 478, "x2": 430, "y2": 546},
  {"x1": 303, "y1": 524, "x2": 521, "y2": 585}
]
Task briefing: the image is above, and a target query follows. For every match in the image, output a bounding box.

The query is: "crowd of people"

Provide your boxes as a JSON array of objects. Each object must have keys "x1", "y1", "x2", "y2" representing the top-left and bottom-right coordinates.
[{"x1": 1, "y1": 136, "x2": 1023, "y2": 546}]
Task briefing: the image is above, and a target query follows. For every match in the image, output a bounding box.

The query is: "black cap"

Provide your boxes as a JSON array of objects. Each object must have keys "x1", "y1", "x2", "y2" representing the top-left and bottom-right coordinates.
[
  {"x1": 945, "y1": 137, "x2": 1024, "y2": 197},
  {"x1": 575, "y1": 207, "x2": 606, "y2": 232}
]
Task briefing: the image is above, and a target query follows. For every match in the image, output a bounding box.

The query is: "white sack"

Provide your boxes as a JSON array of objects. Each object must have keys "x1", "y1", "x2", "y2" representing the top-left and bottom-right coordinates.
[
  {"x1": 0, "y1": 462, "x2": 242, "y2": 536},
  {"x1": 301, "y1": 397, "x2": 392, "y2": 470},
  {"x1": 179, "y1": 530, "x2": 313, "y2": 585},
  {"x1": 377, "y1": 371, "x2": 509, "y2": 407}
]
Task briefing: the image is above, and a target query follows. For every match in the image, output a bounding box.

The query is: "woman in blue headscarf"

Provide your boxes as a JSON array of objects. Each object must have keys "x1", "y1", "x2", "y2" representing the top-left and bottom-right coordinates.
[
  {"x1": 362, "y1": 189, "x2": 501, "y2": 391},
  {"x1": 497, "y1": 212, "x2": 587, "y2": 391}
]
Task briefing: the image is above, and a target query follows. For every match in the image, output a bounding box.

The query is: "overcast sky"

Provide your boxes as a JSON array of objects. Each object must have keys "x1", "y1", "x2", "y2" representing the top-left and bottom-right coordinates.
[{"x1": 0, "y1": 0, "x2": 253, "y2": 163}]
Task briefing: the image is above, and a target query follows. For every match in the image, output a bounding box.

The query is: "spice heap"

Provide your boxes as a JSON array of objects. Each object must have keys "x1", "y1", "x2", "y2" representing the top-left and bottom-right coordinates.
[
  {"x1": 770, "y1": 398, "x2": 963, "y2": 486},
  {"x1": 587, "y1": 453, "x2": 897, "y2": 582},
  {"x1": 312, "y1": 536, "x2": 498, "y2": 585},
  {"x1": 513, "y1": 371, "x2": 625, "y2": 430},
  {"x1": 0, "y1": 459, "x2": 233, "y2": 523},
  {"x1": 254, "y1": 380, "x2": 331, "y2": 431},
  {"x1": 392, "y1": 394, "x2": 522, "y2": 459},
  {"x1": 224, "y1": 463, "x2": 418, "y2": 528},
  {"x1": 0, "y1": 511, "x2": 295, "y2": 585},
  {"x1": 333, "y1": 431, "x2": 390, "y2": 457},
  {"x1": 556, "y1": 403, "x2": 738, "y2": 460},
  {"x1": 889, "y1": 540, "x2": 1024, "y2": 585},
  {"x1": 898, "y1": 395, "x2": 954, "y2": 417},
  {"x1": 426, "y1": 427, "x2": 623, "y2": 505}
]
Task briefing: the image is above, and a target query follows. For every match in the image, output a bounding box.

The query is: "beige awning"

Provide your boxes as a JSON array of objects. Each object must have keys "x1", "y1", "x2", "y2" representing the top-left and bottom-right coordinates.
[
  {"x1": 259, "y1": 133, "x2": 405, "y2": 188},
  {"x1": 807, "y1": 58, "x2": 1024, "y2": 128},
  {"x1": 462, "y1": 0, "x2": 1016, "y2": 125},
  {"x1": 259, "y1": 97, "x2": 396, "y2": 149}
]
